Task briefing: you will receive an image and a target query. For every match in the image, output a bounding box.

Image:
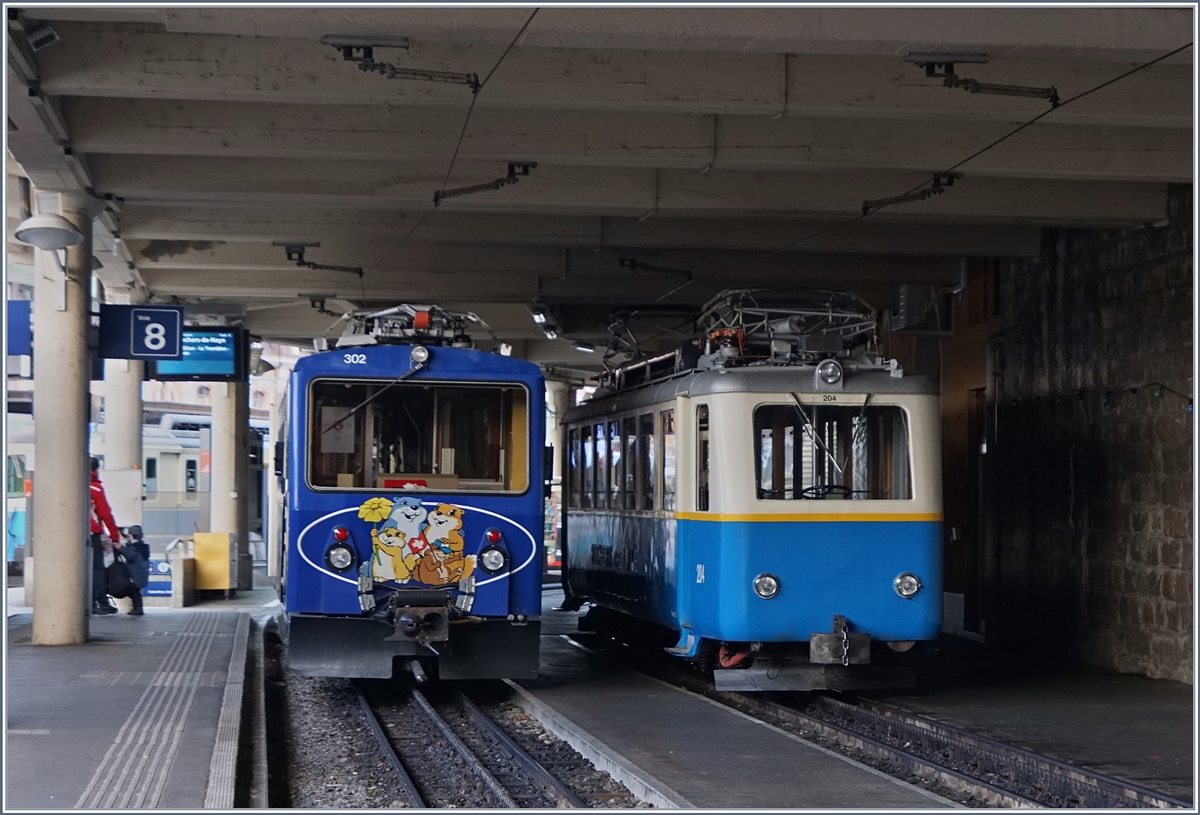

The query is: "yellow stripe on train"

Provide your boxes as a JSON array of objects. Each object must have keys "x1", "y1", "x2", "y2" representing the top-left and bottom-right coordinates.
[{"x1": 676, "y1": 512, "x2": 944, "y2": 523}]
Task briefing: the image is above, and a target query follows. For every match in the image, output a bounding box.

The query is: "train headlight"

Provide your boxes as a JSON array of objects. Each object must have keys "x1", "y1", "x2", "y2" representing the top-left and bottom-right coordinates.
[
  {"x1": 894, "y1": 572, "x2": 922, "y2": 599},
  {"x1": 753, "y1": 573, "x2": 780, "y2": 599},
  {"x1": 327, "y1": 545, "x2": 355, "y2": 572},
  {"x1": 480, "y1": 546, "x2": 507, "y2": 574},
  {"x1": 816, "y1": 359, "x2": 843, "y2": 385},
  {"x1": 410, "y1": 345, "x2": 430, "y2": 364}
]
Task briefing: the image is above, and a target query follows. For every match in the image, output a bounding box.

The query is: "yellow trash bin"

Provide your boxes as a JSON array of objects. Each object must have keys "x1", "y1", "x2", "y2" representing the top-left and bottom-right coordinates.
[{"x1": 193, "y1": 532, "x2": 236, "y2": 591}]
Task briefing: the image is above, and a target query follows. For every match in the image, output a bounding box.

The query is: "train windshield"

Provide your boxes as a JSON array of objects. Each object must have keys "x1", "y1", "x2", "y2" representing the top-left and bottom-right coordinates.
[
  {"x1": 308, "y1": 379, "x2": 529, "y2": 493},
  {"x1": 754, "y1": 403, "x2": 911, "y2": 500}
]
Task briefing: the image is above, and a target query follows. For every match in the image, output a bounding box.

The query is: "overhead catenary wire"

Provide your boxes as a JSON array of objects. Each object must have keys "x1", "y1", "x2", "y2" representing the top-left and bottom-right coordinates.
[
  {"x1": 366, "y1": 8, "x2": 541, "y2": 274},
  {"x1": 653, "y1": 40, "x2": 1193, "y2": 305}
]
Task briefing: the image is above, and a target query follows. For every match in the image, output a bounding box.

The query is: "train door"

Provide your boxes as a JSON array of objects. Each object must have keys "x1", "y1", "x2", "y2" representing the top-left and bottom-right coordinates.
[{"x1": 676, "y1": 401, "x2": 708, "y2": 632}]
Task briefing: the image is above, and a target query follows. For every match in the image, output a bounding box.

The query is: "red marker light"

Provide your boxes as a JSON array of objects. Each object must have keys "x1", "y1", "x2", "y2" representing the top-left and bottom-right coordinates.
[
  {"x1": 486, "y1": 528, "x2": 501, "y2": 543},
  {"x1": 333, "y1": 527, "x2": 349, "y2": 541}
]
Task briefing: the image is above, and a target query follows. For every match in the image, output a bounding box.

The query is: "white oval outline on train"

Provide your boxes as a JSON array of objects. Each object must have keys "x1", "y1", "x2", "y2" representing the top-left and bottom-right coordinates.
[{"x1": 295, "y1": 503, "x2": 536, "y2": 587}]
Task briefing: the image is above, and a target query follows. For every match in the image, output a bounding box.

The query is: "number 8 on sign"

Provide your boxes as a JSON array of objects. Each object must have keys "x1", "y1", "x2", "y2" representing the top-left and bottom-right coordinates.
[{"x1": 145, "y1": 322, "x2": 167, "y2": 350}]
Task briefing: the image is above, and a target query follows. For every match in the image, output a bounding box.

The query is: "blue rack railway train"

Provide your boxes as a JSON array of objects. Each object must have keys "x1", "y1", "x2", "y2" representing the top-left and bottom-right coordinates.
[
  {"x1": 559, "y1": 289, "x2": 943, "y2": 691},
  {"x1": 275, "y1": 305, "x2": 546, "y2": 681}
]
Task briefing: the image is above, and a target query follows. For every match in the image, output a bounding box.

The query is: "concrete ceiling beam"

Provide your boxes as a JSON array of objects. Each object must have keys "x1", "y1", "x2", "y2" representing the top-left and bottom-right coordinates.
[
  {"x1": 116, "y1": 205, "x2": 1043, "y2": 257},
  {"x1": 141, "y1": 268, "x2": 539, "y2": 301},
  {"x1": 91, "y1": 155, "x2": 1170, "y2": 226},
  {"x1": 26, "y1": 8, "x2": 1194, "y2": 57},
  {"x1": 65, "y1": 97, "x2": 1192, "y2": 182},
  {"x1": 37, "y1": 25, "x2": 1192, "y2": 125}
]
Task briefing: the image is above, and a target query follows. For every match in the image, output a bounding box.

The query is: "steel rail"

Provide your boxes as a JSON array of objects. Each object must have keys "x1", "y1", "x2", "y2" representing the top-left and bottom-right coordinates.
[
  {"x1": 352, "y1": 684, "x2": 426, "y2": 808},
  {"x1": 455, "y1": 689, "x2": 587, "y2": 808},
  {"x1": 410, "y1": 687, "x2": 520, "y2": 807},
  {"x1": 851, "y1": 696, "x2": 1192, "y2": 809}
]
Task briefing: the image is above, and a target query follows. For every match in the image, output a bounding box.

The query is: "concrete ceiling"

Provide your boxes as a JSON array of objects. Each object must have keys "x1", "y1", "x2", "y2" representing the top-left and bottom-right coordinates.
[{"x1": 6, "y1": 6, "x2": 1193, "y2": 371}]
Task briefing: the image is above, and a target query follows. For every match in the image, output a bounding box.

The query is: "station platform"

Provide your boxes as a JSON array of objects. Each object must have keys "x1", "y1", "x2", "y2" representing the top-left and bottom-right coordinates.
[
  {"x1": 5, "y1": 588, "x2": 276, "y2": 810},
  {"x1": 524, "y1": 589, "x2": 954, "y2": 809},
  {"x1": 540, "y1": 587, "x2": 1194, "y2": 807},
  {"x1": 868, "y1": 638, "x2": 1195, "y2": 803}
]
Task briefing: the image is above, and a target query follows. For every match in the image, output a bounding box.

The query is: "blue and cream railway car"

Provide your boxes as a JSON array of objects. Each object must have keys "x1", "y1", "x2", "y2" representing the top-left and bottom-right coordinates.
[
  {"x1": 560, "y1": 290, "x2": 942, "y2": 690},
  {"x1": 276, "y1": 306, "x2": 545, "y2": 681}
]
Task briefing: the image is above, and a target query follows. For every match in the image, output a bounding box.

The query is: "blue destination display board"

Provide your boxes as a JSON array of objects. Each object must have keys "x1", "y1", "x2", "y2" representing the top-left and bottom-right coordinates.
[{"x1": 149, "y1": 328, "x2": 247, "y2": 381}]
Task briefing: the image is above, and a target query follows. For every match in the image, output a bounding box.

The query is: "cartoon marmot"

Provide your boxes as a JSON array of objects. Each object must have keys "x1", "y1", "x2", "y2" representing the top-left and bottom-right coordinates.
[
  {"x1": 371, "y1": 497, "x2": 427, "y2": 583},
  {"x1": 414, "y1": 503, "x2": 475, "y2": 585}
]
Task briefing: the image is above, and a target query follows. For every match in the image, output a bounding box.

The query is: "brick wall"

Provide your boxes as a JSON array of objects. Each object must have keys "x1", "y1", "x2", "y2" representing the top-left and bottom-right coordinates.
[{"x1": 995, "y1": 185, "x2": 1193, "y2": 682}]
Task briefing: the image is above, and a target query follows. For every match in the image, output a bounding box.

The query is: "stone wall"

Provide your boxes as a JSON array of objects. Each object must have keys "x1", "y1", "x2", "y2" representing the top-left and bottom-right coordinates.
[{"x1": 995, "y1": 185, "x2": 1193, "y2": 682}]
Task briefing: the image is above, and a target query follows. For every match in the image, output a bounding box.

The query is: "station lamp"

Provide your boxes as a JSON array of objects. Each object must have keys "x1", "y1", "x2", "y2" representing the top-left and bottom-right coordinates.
[{"x1": 14, "y1": 213, "x2": 85, "y2": 251}]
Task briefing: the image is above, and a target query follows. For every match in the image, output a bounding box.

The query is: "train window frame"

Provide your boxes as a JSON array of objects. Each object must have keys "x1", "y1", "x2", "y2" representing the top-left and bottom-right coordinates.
[
  {"x1": 696, "y1": 404, "x2": 710, "y2": 512},
  {"x1": 751, "y1": 400, "x2": 914, "y2": 501},
  {"x1": 304, "y1": 377, "x2": 533, "y2": 495},
  {"x1": 582, "y1": 423, "x2": 594, "y2": 508},
  {"x1": 623, "y1": 416, "x2": 638, "y2": 510},
  {"x1": 639, "y1": 413, "x2": 656, "y2": 511},
  {"x1": 594, "y1": 422, "x2": 608, "y2": 509},
  {"x1": 568, "y1": 427, "x2": 581, "y2": 508},
  {"x1": 6, "y1": 454, "x2": 27, "y2": 498},
  {"x1": 661, "y1": 409, "x2": 676, "y2": 512},
  {"x1": 608, "y1": 419, "x2": 622, "y2": 508}
]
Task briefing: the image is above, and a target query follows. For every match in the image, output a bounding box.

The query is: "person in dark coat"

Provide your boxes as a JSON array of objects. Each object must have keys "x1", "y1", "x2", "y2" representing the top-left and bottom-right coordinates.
[{"x1": 110, "y1": 525, "x2": 149, "y2": 616}]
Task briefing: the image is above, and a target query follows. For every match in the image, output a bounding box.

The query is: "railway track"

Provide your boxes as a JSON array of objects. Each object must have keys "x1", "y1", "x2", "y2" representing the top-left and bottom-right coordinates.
[
  {"x1": 354, "y1": 681, "x2": 587, "y2": 808},
  {"x1": 573, "y1": 633, "x2": 1190, "y2": 809}
]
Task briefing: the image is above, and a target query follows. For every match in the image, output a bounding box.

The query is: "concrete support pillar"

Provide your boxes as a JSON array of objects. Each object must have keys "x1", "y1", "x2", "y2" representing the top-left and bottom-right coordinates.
[
  {"x1": 210, "y1": 380, "x2": 252, "y2": 590},
  {"x1": 102, "y1": 290, "x2": 145, "y2": 472},
  {"x1": 546, "y1": 381, "x2": 571, "y2": 483},
  {"x1": 30, "y1": 193, "x2": 94, "y2": 645}
]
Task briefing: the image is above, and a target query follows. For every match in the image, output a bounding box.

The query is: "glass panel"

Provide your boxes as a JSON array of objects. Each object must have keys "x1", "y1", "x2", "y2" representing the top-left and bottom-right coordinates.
[
  {"x1": 623, "y1": 417, "x2": 637, "y2": 509},
  {"x1": 696, "y1": 405, "x2": 710, "y2": 512},
  {"x1": 639, "y1": 414, "x2": 656, "y2": 510},
  {"x1": 582, "y1": 424, "x2": 594, "y2": 508},
  {"x1": 568, "y1": 428, "x2": 581, "y2": 508},
  {"x1": 609, "y1": 419, "x2": 621, "y2": 508},
  {"x1": 753, "y1": 403, "x2": 911, "y2": 500},
  {"x1": 662, "y1": 410, "x2": 676, "y2": 511},
  {"x1": 309, "y1": 380, "x2": 529, "y2": 492},
  {"x1": 6, "y1": 455, "x2": 26, "y2": 498},
  {"x1": 594, "y1": 423, "x2": 608, "y2": 509}
]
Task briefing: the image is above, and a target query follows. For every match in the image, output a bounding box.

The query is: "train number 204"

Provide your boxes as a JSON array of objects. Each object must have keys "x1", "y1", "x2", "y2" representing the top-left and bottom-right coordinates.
[{"x1": 343, "y1": 353, "x2": 367, "y2": 364}]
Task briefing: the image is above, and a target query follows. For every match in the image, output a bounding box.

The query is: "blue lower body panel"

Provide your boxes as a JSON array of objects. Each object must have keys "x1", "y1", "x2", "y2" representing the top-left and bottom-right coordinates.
[{"x1": 682, "y1": 519, "x2": 942, "y2": 643}]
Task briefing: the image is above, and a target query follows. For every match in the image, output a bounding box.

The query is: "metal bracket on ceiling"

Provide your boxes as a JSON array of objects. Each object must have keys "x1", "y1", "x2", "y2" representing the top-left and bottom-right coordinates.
[
  {"x1": 433, "y1": 162, "x2": 537, "y2": 207},
  {"x1": 904, "y1": 52, "x2": 1060, "y2": 107},
  {"x1": 862, "y1": 172, "x2": 962, "y2": 215},
  {"x1": 618, "y1": 257, "x2": 692, "y2": 282},
  {"x1": 322, "y1": 35, "x2": 481, "y2": 92},
  {"x1": 273, "y1": 241, "x2": 364, "y2": 277}
]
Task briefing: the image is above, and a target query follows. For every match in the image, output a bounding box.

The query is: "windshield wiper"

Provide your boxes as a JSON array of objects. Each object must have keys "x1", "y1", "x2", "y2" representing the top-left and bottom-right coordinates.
[
  {"x1": 322, "y1": 362, "x2": 426, "y2": 435},
  {"x1": 790, "y1": 392, "x2": 843, "y2": 478}
]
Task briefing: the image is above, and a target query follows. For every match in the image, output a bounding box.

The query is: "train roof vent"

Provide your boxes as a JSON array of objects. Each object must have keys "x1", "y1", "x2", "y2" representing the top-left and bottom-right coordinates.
[{"x1": 327, "y1": 304, "x2": 494, "y2": 350}]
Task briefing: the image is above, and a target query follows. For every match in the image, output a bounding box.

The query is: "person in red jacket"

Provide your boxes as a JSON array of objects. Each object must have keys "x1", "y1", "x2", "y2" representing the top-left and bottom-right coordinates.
[{"x1": 90, "y1": 457, "x2": 124, "y2": 615}]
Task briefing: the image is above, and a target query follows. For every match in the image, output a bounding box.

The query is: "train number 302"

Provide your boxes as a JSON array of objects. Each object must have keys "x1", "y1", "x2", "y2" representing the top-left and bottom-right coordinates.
[{"x1": 343, "y1": 353, "x2": 367, "y2": 364}]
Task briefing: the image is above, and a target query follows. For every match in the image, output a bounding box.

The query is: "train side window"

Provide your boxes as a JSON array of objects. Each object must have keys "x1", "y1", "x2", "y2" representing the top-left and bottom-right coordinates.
[
  {"x1": 623, "y1": 416, "x2": 637, "y2": 510},
  {"x1": 568, "y1": 427, "x2": 581, "y2": 508},
  {"x1": 661, "y1": 409, "x2": 676, "y2": 511},
  {"x1": 594, "y1": 423, "x2": 608, "y2": 509},
  {"x1": 696, "y1": 405, "x2": 710, "y2": 511},
  {"x1": 144, "y1": 457, "x2": 158, "y2": 495},
  {"x1": 582, "y1": 424, "x2": 594, "y2": 508},
  {"x1": 185, "y1": 459, "x2": 198, "y2": 493},
  {"x1": 609, "y1": 419, "x2": 621, "y2": 508},
  {"x1": 639, "y1": 413, "x2": 656, "y2": 510}
]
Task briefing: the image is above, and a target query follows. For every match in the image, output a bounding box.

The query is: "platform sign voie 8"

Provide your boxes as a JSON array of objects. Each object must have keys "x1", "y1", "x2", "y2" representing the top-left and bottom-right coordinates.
[{"x1": 98, "y1": 304, "x2": 185, "y2": 360}]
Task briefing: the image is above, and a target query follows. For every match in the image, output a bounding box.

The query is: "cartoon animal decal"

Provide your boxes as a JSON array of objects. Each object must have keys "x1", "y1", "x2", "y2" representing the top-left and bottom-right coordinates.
[
  {"x1": 356, "y1": 497, "x2": 478, "y2": 587},
  {"x1": 414, "y1": 504, "x2": 476, "y2": 585}
]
